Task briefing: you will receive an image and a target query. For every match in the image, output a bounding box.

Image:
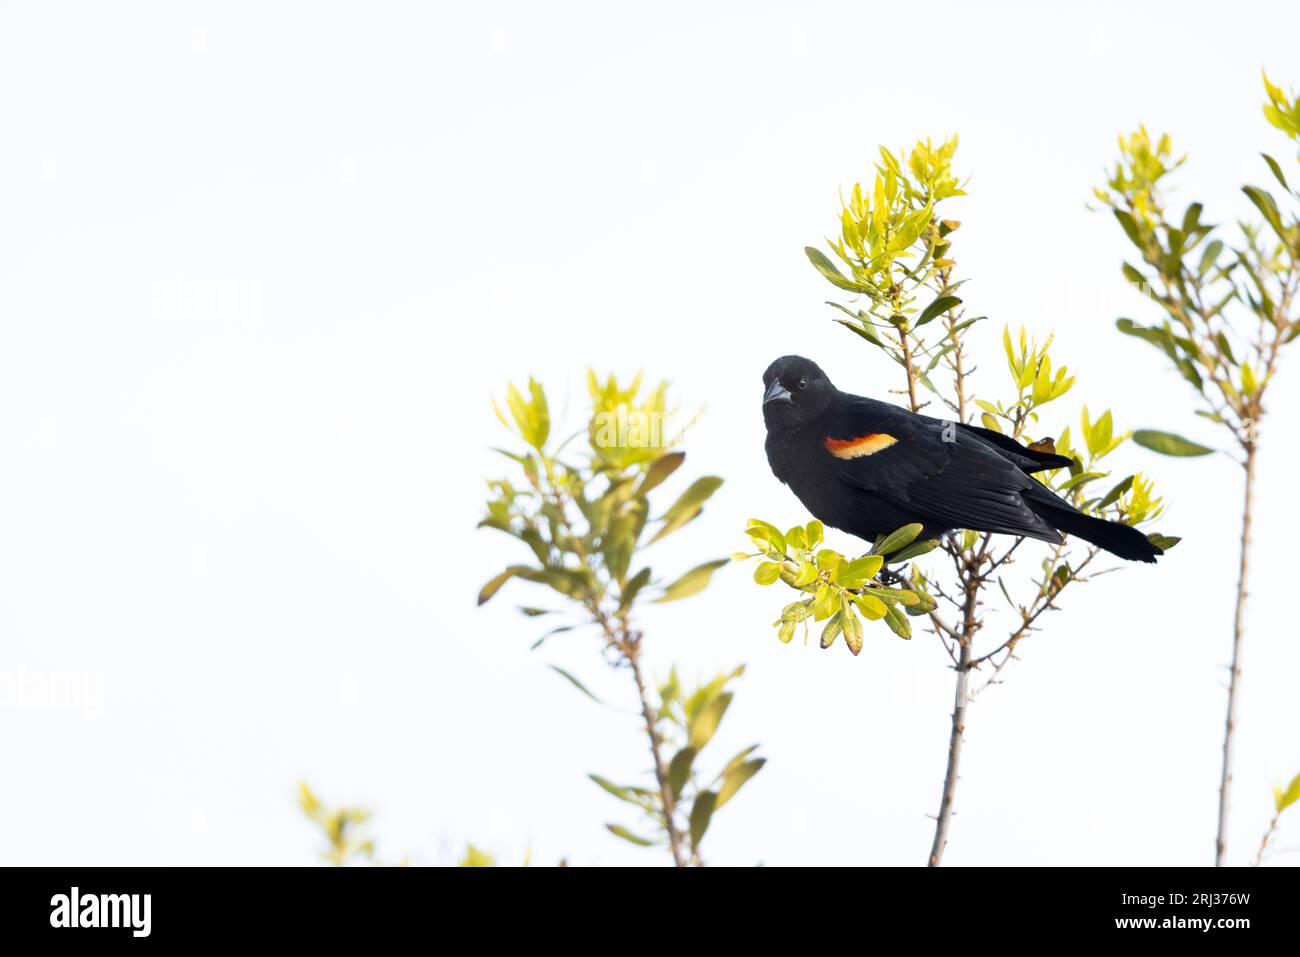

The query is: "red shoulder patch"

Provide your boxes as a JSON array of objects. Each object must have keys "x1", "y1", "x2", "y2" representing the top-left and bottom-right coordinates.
[{"x1": 824, "y1": 432, "x2": 898, "y2": 460}]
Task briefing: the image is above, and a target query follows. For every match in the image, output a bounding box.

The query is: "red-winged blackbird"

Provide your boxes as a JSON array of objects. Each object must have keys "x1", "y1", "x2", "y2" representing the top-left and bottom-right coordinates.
[{"x1": 762, "y1": 355, "x2": 1162, "y2": 563}]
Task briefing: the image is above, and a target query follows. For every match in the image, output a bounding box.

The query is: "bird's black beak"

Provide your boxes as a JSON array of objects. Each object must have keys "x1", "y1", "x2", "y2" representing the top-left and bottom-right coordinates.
[{"x1": 763, "y1": 380, "x2": 793, "y2": 406}]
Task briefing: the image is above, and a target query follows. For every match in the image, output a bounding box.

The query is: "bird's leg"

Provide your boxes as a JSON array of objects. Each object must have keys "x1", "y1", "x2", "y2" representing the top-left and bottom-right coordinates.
[{"x1": 878, "y1": 563, "x2": 910, "y2": 588}]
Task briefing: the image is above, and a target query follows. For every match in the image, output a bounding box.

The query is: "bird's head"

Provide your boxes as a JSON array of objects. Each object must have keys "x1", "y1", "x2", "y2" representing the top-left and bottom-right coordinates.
[{"x1": 762, "y1": 355, "x2": 835, "y2": 429}]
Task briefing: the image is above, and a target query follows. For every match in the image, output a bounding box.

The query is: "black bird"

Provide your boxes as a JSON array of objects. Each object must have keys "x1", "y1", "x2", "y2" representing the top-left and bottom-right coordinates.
[{"x1": 761, "y1": 355, "x2": 1161, "y2": 563}]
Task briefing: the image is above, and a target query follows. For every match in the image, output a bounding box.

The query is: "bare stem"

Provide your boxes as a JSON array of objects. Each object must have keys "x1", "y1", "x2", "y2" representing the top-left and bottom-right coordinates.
[
  {"x1": 929, "y1": 639, "x2": 971, "y2": 866},
  {"x1": 899, "y1": 327, "x2": 921, "y2": 414},
  {"x1": 1216, "y1": 440, "x2": 1257, "y2": 866},
  {"x1": 625, "y1": 640, "x2": 688, "y2": 867},
  {"x1": 928, "y1": 556, "x2": 982, "y2": 866},
  {"x1": 1253, "y1": 813, "x2": 1281, "y2": 867}
]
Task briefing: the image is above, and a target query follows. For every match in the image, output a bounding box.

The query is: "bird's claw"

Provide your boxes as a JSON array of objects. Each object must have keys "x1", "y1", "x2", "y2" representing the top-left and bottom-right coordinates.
[{"x1": 878, "y1": 564, "x2": 910, "y2": 588}]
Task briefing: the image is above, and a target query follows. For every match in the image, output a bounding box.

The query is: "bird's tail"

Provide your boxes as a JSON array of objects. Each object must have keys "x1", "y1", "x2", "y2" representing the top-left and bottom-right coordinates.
[{"x1": 1029, "y1": 503, "x2": 1162, "y2": 563}]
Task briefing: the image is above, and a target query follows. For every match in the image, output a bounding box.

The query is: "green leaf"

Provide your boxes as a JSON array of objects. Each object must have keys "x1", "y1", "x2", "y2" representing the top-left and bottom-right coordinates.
[
  {"x1": 874, "y1": 586, "x2": 918, "y2": 605},
  {"x1": 841, "y1": 606, "x2": 864, "y2": 655},
  {"x1": 1088, "y1": 410, "x2": 1113, "y2": 456},
  {"x1": 805, "y1": 247, "x2": 869, "y2": 292},
  {"x1": 1031, "y1": 354, "x2": 1054, "y2": 405},
  {"x1": 458, "y1": 845, "x2": 496, "y2": 867},
  {"x1": 668, "y1": 747, "x2": 697, "y2": 800},
  {"x1": 477, "y1": 565, "x2": 534, "y2": 606},
  {"x1": 551, "y1": 666, "x2": 601, "y2": 703},
  {"x1": 1147, "y1": 534, "x2": 1181, "y2": 551},
  {"x1": 502, "y1": 379, "x2": 550, "y2": 450},
  {"x1": 745, "y1": 518, "x2": 786, "y2": 555},
  {"x1": 883, "y1": 603, "x2": 912, "y2": 639},
  {"x1": 529, "y1": 624, "x2": 574, "y2": 650},
  {"x1": 812, "y1": 583, "x2": 836, "y2": 621},
  {"x1": 753, "y1": 561, "x2": 781, "y2": 586},
  {"x1": 1215, "y1": 331, "x2": 1237, "y2": 366},
  {"x1": 649, "y1": 477, "x2": 724, "y2": 543},
  {"x1": 852, "y1": 592, "x2": 888, "y2": 620},
  {"x1": 526, "y1": 566, "x2": 593, "y2": 601},
  {"x1": 779, "y1": 598, "x2": 812, "y2": 622},
  {"x1": 815, "y1": 548, "x2": 840, "y2": 571},
  {"x1": 903, "y1": 589, "x2": 937, "y2": 616},
  {"x1": 717, "y1": 758, "x2": 766, "y2": 809},
  {"x1": 872, "y1": 523, "x2": 924, "y2": 556},
  {"x1": 836, "y1": 554, "x2": 884, "y2": 586},
  {"x1": 589, "y1": 774, "x2": 641, "y2": 803},
  {"x1": 1242, "y1": 185, "x2": 1286, "y2": 240},
  {"x1": 889, "y1": 538, "x2": 938, "y2": 562},
  {"x1": 1113, "y1": 209, "x2": 1145, "y2": 249},
  {"x1": 1057, "y1": 470, "x2": 1105, "y2": 492},
  {"x1": 1241, "y1": 362, "x2": 1259, "y2": 396},
  {"x1": 721, "y1": 744, "x2": 760, "y2": 774},
  {"x1": 819, "y1": 612, "x2": 842, "y2": 649},
  {"x1": 656, "y1": 558, "x2": 728, "y2": 602},
  {"x1": 689, "y1": 791, "x2": 718, "y2": 850},
  {"x1": 636, "y1": 451, "x2": 685, "y2": 497},
  {"x1": 1273, "y1": 773, "x2": 1300, "y2": 814},
  {"x1": 792, "y1": 561, "x2": 818, "y2": 586},
  {"x1": 618, "y1": 566, "x2": 653, "y2": 611},
  {"x1": 1121, "y1": 262, "x2": 1146, "y2": 287},
  {"x1": 601, "y1": 499, "x2": 645, "y2": 582},
  {"x1": 915, "y1": 295, "x2": 962, "y2": 327},
  {"x1": 1132, "y1": 429, "x2": 1213, "y2": 457},
  {"x1": 687, "y1": 692, "x2": 732, "y2": 751},
  {"x1": 835, "y1": 318, "x2": 886, "y2": 348},
  {"x1": 606, "y1": 823, "x2": 654, "y2": 846},
  {"x1": 1116, "y1": 318, "x2": 1176, "y2": 359},
  {"x1": 1261, "y1": 153, "x2": 1289, "y2": 191},
  {"x1": 1098, "y1": 475, "x2": 1134, "y2": 510},
  {"x1": 1198, "y1": 239, "x2": 1224, "y2": 277}
]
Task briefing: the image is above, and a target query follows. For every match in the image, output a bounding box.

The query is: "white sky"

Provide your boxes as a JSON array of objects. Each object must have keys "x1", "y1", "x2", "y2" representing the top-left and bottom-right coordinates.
[{"x1": 2, "y1": 0, "x2": 1298, "y2": 866}]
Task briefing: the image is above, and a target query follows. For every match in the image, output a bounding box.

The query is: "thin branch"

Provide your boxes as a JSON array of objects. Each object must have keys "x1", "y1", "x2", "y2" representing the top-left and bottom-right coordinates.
[
  {"x1": 624, "y1": 638, "x2": 688, "y2": 867},
  {"x1": 1217, "y1": 440, "x2": 1256, "y2": 867},
  {"x1": 928, "y1": 562, "x2": 979, "y2": 866},
  {"x1": 1253, "y1": 811, "x2": 1282, "y2": 867}
]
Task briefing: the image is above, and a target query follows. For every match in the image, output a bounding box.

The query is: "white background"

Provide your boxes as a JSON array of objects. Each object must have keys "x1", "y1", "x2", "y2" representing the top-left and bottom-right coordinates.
[{"x1": 1, "y1": 0, "x2": 1297, "y2": 866}]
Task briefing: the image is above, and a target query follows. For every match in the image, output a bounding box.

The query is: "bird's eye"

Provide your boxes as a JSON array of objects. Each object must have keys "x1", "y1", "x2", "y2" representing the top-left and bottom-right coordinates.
[{"x1": 798, "y1": 377, "x2": 808, "y2": 391}]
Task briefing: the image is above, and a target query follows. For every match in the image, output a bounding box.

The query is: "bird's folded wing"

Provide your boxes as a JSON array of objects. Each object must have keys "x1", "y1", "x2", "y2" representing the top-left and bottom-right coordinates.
[
  {"x1": 952, "y1": 422, "x2": 1073, "y2": 473},
  {"x1": 834, "y1": 425, "x2": 1063, "y2": 541}
]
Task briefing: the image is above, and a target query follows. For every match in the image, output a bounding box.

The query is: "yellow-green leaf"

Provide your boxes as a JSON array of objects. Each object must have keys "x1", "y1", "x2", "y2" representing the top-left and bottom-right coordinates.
[
  {"x1": 689, "y1": 791, "x2": 717, "y2": 849},
  {"x1": 477, "y1": 565, "x2": 533, "y2": 605},
  {"x1": 637, "y1": 451, "x2": 686, "y2": 497},
  {"x1": 872, "y1": 523, "x2": 924, "y2": 555},
  {"x1": 687, "y1": 692, "x2": 732, "y2": 750},
  {"x1": 1273, "y1": 773, "x2": 1300, "y2": 814},
  {"x1": 551, "y1": 666, "x2": 600, "y2": 702},
  {"x1": 606, "y1": 823, "x2": 654, "y2": 846},
  {"x1": 668, "y1": 747, "x2": 696, "y2": 800},
  {"x1": 1132, "y1": 430, "x2": 1213, "y2": 457},
  {"x1": 716, "y1": 758, "x2": 765, "y2": 808},
  {"x1": 656, "y1": 559, "x2": 728, "y2": 602}
]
